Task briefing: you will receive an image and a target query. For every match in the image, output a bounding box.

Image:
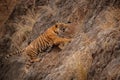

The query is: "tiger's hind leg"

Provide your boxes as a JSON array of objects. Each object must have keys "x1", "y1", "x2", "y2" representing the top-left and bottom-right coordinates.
[
  {"x1": 24, "y1": 58, "x2": 41, "y2": 73},
  {"x1": 24, "y1": 60, "x2": 32, "y2": 73},
  {"x1": 23, "y1": 53, "x2": 41, "y2": 72}
]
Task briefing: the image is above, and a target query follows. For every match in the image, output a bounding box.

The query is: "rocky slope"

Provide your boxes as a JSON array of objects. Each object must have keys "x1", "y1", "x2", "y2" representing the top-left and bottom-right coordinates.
[{"x1": 0, "y1": 0, "x2": 120, "y2": 80}]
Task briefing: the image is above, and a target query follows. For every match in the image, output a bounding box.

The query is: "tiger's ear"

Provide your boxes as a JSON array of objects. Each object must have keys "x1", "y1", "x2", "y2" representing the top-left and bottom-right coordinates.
[{"x1": 55, "y1": 23, "x2": 58, "y2": 28}]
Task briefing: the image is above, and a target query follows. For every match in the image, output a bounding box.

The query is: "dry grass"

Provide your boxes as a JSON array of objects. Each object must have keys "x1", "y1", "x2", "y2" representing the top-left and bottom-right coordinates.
[{"x1": 9, "y1": 8, "x2": 41, "y2": 51}]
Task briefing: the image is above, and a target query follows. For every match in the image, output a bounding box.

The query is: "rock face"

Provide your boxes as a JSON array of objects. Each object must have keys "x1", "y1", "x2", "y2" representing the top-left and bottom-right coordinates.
[
  {"x1": 0, "y1": 0, "x2": 19, "y2": 27},
  {"x1": 0, "y1": 0, "x2": 120, "y2": 80}
]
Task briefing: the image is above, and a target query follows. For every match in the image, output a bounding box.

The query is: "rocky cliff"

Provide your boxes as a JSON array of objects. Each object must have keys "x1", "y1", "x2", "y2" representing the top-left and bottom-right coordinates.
[{"x1": 0, "y1": 0, "x2": 120, "y2": 80}]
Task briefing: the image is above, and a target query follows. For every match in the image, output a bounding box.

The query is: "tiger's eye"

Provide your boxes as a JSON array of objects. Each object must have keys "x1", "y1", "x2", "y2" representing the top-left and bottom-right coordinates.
[
  {"x1": 62, "y1": 28, "x2": 66, "y2": 32},
  {"x1": 63, "y1": 28, "x2": 65, "y2": 31},
  {"x1": 55, "y1": 24, "x2": 58, "y2": 28}
]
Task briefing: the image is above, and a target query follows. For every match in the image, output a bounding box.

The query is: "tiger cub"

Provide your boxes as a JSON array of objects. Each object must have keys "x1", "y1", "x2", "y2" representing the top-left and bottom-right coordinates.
[{"x1": 5, "y1": 23, "x2": 72, "y2": 63}]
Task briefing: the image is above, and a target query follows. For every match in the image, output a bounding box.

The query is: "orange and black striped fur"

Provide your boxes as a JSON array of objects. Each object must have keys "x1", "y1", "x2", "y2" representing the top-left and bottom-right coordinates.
[{"x1": 5, "y1": 23, "x2": 72, "y2": 68}]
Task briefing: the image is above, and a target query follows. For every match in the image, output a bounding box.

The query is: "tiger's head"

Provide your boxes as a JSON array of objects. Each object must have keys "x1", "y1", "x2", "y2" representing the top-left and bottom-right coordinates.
[{"x1": 53, "y1": 23, "x2": 73, "y2": 38}]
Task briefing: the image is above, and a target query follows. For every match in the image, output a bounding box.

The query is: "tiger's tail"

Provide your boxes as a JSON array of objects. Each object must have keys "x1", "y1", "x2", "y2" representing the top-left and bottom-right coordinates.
[{"x1": 5, "y1": 49, "x2": 24, "y2": 60}]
